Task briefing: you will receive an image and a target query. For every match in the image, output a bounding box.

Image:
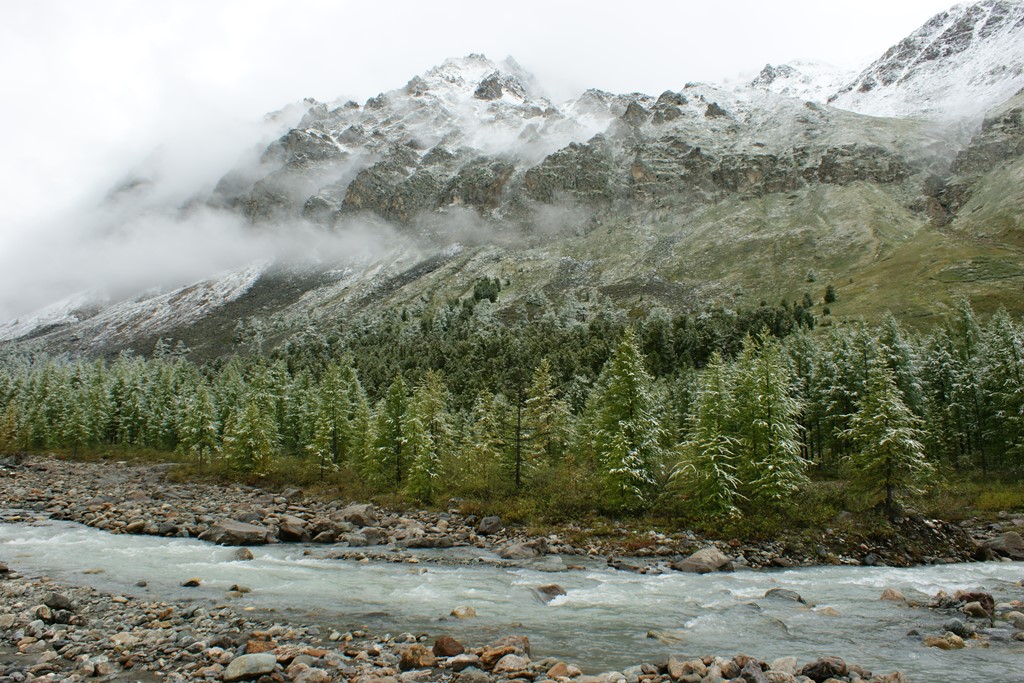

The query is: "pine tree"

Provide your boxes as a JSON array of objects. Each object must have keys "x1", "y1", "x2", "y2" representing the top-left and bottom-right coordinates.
[
  {"x1": 673, "y1": 352, "x2": 742, "y2": 518},
  {"x1": 844, "y1": 350, "x2": 933, "y2": 519},
  {"x1": 590, "y1": 328, "x2": 664, "y2": 513}
]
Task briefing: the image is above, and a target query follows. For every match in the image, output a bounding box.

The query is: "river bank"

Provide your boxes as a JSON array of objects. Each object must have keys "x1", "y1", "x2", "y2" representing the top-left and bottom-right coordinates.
[
  {"x1": 0, "y1": 556, "x2": 926, "y2": 683},
  {"x1": 3, "y1": 454, "x2": 1024, "y2": 682},
  {"x1": 2, "y1": 454, "x2": 1016, "y2": 572}
]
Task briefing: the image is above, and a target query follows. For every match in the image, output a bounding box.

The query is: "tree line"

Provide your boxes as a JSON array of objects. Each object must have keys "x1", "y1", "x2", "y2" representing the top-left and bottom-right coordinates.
[{"x1": 0, "y1": 299, "x2": 1020, "y2": 521}]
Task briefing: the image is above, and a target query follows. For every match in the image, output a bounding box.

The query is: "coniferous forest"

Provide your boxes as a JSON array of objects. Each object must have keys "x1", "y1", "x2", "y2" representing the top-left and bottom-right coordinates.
[{"x1": 1, "y1": 297, "x2": 1021, "y2": 526}]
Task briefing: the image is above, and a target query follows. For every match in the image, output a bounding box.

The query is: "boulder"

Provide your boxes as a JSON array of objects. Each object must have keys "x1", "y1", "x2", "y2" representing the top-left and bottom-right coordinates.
[
  {"x1": 477, "y1": 516, "x2": 504, "y2": 535},
  {"x1": 1003, "y1": 610, "x2": 1024, "y2": 629},
  {"x1": 344, "y1": 532, "x2": 370, "y2": 547},
  {"x1": 198, "y1": 520, "x2": 274, "y2": 546},
  {"x1": 42, "y1": 593, "x2": 73, "y2": 611},
  {"x1": 362, "y1": 527, "x2": 388, "y2": 545},
  {"x1": 924, "y1": 633, "x2": 965, "y2": 650},
  {"x1": 880, "y1": 588, "x2": 906, "y2": 602},
  {"x1": 498, "y1": 539, "x2": 546, "y2": 560},
  {"x1": 667, "y1": 655, "x2": 706, "y2": 680},
  {"x1": 492, "y1": 635, "x2": 530, "y2": 656},
  {"x1": 768, "y1": 657, "x2": 797, "y2": 675},
  {"x1": 764, "y1": 588, "x2": 806, "y2": 604},
  {"x1": 955, "y1": 590, "x2": 994, "y2": 616},
  {"x1": 739, "y1": 659, "x2": 768, "y2": 683},
  {"x1": 233, "y1": 548, "x2": 255, "y2": 561},
  {"x1": 433, "y1": 636, "x2": 465, "y2": 657},
  {"x1": 448, "y1": 654, "x2": 481, "y2": 672},
  {"x1": 493, "y1": 654, "x2": 531, "y2": 674},
  {"x1": 797, "y1": 656, "x2": 847, "y2": 682},
  {"x1": 672, "y1": 547, "x2": 732, "y2": 574},
  {"x1": 399, "y1": 644, "x2": 436, "y2": 671},
  {"x1": 963, "y1": 601, "x2": 991, "y2": 618},
  {"x1": 223, "y1": 653, "x2": 278, "y2": 681},
  {"x1": 547, "y1": 661, "x2": 582, "y2": 678},
  {"x1": 338, "y1": 503, "x2": 379, "y2": 528},
  {"x1": 451, "y1": 606, "x2": 477, "y2": 619},
  {"x1": 455, "y1": 667, "x2": 491, "y2": 683},
  {"x1": 533, "y1": 584, "x2": 567, "y2": 603},
  {"x1": 278, "y1": 515, "x2": 310, "y2": 542},
  {"x1": 943, "y1": 618, "x2": 975, "y2": 638}
]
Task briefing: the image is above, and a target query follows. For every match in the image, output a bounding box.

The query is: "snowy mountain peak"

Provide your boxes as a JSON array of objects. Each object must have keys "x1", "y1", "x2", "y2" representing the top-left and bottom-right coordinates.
[
  {"x1": 408, "y1": 54, "x2": 540, "y2": 104},
  {"x1": 829, "y1": 0, "x2": 1024, "y2": 119},
  {"x1": 745, "y1": 60, "x2": 855, "y2": 103}
]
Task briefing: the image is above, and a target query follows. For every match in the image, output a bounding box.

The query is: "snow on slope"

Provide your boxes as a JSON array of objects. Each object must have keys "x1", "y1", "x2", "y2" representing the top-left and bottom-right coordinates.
[
  {"x1": 295, "y1": 54, "x2": 615, "y2": 169},
  {"x1": 829, "y1": 0, "x2": 1024, "y2": 120},
  {"x1": 0, "y1": 290, "x2": 108, "y2": 342},
  {"x1": 744, "y1": 60, "x2": 856, "y2": 103},
  {"x1": 0, "y1": 265, "x2": 265, "y2": 349}
]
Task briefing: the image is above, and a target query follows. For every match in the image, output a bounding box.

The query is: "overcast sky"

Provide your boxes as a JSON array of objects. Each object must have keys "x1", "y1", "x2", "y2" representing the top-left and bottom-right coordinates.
[{"x1": 0, "y1": 0, "x2": 958, "y2": 317}]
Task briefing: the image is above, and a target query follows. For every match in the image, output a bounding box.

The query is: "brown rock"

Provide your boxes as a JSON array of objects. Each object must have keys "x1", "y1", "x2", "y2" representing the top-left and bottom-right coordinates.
[
  {"x1": 880, "y1": 588, "x2": 906, "y2": 603},
  {"x1": 547, "y1": 661, "x2": 579, "y2": 678},
  {"x1": 924, "y1": 633, "x2": 965, "y2": 650},
  {"x1": 448, "y1": 654, "x2": 481, "y2": 672},
  {"x1": 433, "y1": 636, "x2": 465, "y2": 657},
  {"x1": 245, "y1": 639, "x2": 276, "y2": 654},
  {"x1": 479, "y1": 646, "x2": 517, "y2": 669},
  {"x1": 667, "y1": 655, "x2": 707, "y2": 680},
  {"x1": 797, "y1": 656, "x2": 847, "y2": 682},
  {"x1": 492, "y1": 635, "x2": 531, "y2": 656},
  {"x1": 493, "y1": 654, "x2": 531, "y2": 673},
  {"x1": 399, "y1": 644, "x2": 437, "y2": 671}
]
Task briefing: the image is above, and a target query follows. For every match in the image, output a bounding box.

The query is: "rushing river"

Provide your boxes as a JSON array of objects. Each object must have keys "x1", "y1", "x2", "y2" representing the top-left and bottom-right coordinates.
[{"x1": 2, "y1": 515, "x2": 1024, "y2": 681}]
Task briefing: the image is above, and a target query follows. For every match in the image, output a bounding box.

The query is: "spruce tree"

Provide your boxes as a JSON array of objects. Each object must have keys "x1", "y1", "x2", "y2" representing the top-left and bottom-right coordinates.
[
  {"x1": 674, "y1": 352, "x2": 742, "y2": 518},
  {"x1": 371, "y1": 375, "x2": 408, "y2": 487},
  {"x1": 222, "y1": 367, "x2": 280, "y2": 475},
  {"x1": 733, "y1": 333, "x2": 806, "y2": 505},
  {"x1": 458, "y1": 390, "x2": 511, "y2": 498},
  {"x1": 591, "y1": 328, "x2": 664, "y2": 513},
  {"x1": 524, "y1": 358, "x2": 573, "y2": 470},
  {"x1": 177, "y1": 383, "x2": 220, "y2": 467},
  {"x1": 405, "y1": 370, "x2": 451, "y2": 502},
  {"x1": 844, "y1": 350, "x2": 932, "y2": 519}
]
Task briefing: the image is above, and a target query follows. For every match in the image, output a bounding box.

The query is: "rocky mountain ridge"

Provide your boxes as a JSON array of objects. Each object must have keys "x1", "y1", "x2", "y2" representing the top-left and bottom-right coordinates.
[{"x1": 3, "y1": 2, "x2": 1024, "y2": 358}]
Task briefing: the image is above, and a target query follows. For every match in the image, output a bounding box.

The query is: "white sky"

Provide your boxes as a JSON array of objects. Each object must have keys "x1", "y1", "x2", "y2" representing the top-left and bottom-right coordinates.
[{"x1": 0, "y1": 0, "x2": 959, "y2": 316}]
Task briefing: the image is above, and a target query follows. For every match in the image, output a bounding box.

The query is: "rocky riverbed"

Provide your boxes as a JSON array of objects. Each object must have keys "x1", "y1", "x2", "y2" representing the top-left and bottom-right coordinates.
[
  {"x1": 0, "y1": 560, "x2": 919, "y2": 683},
  {"x1": 2, "y1": 454, "x2": 1016, "y2": 572},
  {"x1": 3, "y1": 454, "x2": 1024, "y2": 682}
]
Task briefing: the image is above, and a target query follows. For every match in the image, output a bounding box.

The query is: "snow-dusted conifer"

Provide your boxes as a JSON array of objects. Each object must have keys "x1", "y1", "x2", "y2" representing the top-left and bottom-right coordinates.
[
  {"x1": 673, "y1": 352, "x2": 742, "y2": 518},
  {"x1": 733, "y1": 333, "x2": 806, "y2": 503},
  {"x1": 844, "y1": 349, "x2": 932, "y2": 518},
  {"x1": 591, "y1": 328, "x2": 664, "y2": 513},
  {"x1": 405, "y1": 370, "x2": 451, "y2": 501}
]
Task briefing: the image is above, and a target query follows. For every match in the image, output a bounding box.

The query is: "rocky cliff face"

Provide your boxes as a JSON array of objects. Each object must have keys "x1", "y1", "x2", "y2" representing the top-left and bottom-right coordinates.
[
  {"x1": 215, "y1": 61, "x2": 953, "y2": 236},
  {"x1": 829, "y1": 0, "x2": 1024, "y2": 119}
]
